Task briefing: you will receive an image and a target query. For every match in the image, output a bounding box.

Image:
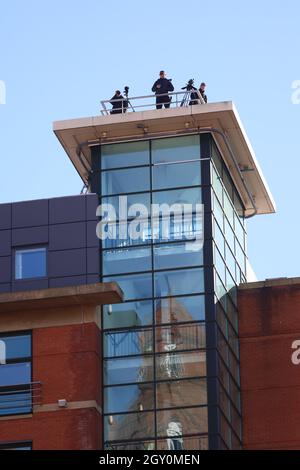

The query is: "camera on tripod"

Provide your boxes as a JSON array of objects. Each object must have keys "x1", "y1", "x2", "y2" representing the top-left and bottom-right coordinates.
[{"x1": 181, "y1": 79, "x2": 195, "y2": 91}]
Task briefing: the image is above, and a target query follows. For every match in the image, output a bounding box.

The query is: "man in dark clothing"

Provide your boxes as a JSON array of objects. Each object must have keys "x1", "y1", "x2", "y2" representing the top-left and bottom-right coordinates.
[
  {"x1": 199, "y1": 82, "x2": 208, "y2": 103},
  {"x1": 110, "y1": 90, "x2": 128, "y2": 114},
  {"x1": 151, "y1": 71, "x2": 174, "y2": 109}
]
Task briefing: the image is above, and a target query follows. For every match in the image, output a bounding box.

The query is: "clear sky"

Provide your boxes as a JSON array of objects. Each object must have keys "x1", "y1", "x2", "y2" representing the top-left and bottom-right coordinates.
[{"x1": 0, "y1": 0, "x2": 299, "y2": 281}]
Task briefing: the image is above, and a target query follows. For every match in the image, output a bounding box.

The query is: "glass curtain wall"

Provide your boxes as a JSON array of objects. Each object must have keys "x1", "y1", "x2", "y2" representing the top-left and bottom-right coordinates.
[{"x1": 93, "y1": 133, "x2": 246, "y2": 450}]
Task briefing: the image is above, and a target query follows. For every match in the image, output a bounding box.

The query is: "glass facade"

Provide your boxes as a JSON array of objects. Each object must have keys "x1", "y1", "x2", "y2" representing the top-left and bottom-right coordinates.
[{"x1": 92, "y1": 133, "x2": 247, "y2": 450}]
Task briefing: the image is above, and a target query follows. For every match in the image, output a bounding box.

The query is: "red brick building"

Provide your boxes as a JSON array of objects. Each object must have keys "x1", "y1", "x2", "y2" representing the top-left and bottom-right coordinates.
[
  {"x1": 0, "y1": 283, "x2": 122, "y2": 450},
  {"x1": 239, "y1": 278, "x2": 300, "y2": 449}
]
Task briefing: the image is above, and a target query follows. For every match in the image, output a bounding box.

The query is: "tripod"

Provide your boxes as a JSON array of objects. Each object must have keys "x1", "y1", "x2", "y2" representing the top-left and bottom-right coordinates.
[
  {"x1": 180, "y1": 79, "x2": 197, "y2": 107},
  {"x1": 123, "y1": 86, "x2": 135, "y2": 112}
]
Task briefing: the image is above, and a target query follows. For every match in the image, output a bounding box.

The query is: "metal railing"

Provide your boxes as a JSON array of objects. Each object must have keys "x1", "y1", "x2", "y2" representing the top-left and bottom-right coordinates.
[
  {"x1": 0, "y1": 381, "x2": 42, "y2": 414},
  {"x1": 100, "y1": 90, "x2": 206, "y2": 116}
]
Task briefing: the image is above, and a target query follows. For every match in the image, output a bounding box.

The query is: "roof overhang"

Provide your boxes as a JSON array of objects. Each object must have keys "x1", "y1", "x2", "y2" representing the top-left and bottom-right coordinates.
[{"x1": 53, "y1": 102, "x2": 276, "y2": 217}]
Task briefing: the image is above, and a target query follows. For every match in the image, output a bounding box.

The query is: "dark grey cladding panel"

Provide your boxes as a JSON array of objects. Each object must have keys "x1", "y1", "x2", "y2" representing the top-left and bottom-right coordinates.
[
  {"x1": 12, "y1": 226, "x2": 48, "y2": 247},
  {"x1": 87, "y1": 247, "x2": 100, "y2": 274},
  {"x1": 49, "y1": 195, "x2": 86, "y2": 224},
  {"x1": 86, "y1": 193, "x2": 99, "y2": 221},
  {"x1": 12, "y1": 199, "x2": 49, "y2": 228},
  {"x1": 0, "y1": 204, "x2": 11, "y2": 230},
  {"x1": 49, "y1": 275, "x2": 87, "y2": 288},
  {"x1": 12, "y1": 279, "x2": 49, "y2": 292},
  {"x1": 49, "y1": 222, "x2": 86, "y2": 251},
  {"x1": 0, "y1": 257, "x2": 12, "y2": 283},
  {"x1": 87, "y1": 220, "x2": 99, "y2": 248},
  {"x1": 87, "y1": 274, "x2": 100, "y2": 284},
  {"x1": 48, "y1": 249, "x2": 86, "y2": 277},
  {"x1": 0, "y1": 230, "x2": 11, "y2": 256},
  {"x1": 0, "y1": 283, "x2": 11, "y2": 293}
]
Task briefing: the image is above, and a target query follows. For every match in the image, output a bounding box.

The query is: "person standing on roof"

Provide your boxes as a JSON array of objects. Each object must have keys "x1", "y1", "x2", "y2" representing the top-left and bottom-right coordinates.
[{"x1": 151, "y1": 71, "x2": 174, "y2": 109}]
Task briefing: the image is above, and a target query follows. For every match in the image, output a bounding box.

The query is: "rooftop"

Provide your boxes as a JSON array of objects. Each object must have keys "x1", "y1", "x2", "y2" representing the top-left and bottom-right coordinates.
[{"x1": 53, "y1": 97, "x2": 276, "y2": 217}]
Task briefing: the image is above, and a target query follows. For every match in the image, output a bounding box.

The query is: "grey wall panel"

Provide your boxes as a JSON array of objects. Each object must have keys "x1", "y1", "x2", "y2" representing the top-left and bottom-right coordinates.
[
  {"x1": 49, "y1": 222, "x2": 86, "y2": 251},
  {"x1": 0, "y1": 230, "x2": 11, "y2": 256},
  {"x1": 86, "y1": 193, "x2": 99, "y2": 221},
  {"x1": 0, "y1": 256, "x2": 11, "y2": 283},
  {"x1": 0, "y1": 204, "x2": 11, "y2": 230},
  {"x1": 12, "y1": 226, "x2": 48, "y2": 247},
  {"x1": 87, "y1": 247, "x2": 100, "y2": 274},
  {"x1": 48, "y1": 249, "x2": 86, "y2": 277},
  {"x1": 87, "y1": 220, "x2": 99, "y2": 248},
  {"x1": 12, "y1": 279, "x2": 49, "y2": 292},
  {"x1": 12, "y1": 199, "x2": 48, "y2": 228},
  {"x1": 49, "y1": 275, "x2": 87, "y2": 288},
  {"x1": 49, "y1": 195, "x2": 86, "y2": 224}
]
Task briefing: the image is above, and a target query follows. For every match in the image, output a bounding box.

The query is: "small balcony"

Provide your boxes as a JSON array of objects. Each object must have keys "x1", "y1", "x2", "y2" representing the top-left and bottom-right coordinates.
[{"x1": 0, "y1": 381, "x2": 42, "y2": 416}]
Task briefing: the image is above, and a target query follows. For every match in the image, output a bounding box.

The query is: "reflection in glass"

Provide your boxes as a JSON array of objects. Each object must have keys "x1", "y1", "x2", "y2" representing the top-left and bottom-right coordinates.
[
  {"x1": 103, "y1": 247, "x2": 152, "y2": 275},
  {"x1": 154, "y1": 295, "x2": 205, "y2": 324},
  {"x1": 152, "y1": 135, "x2": 200, "y2": 164},
  {"x1": 103, "y1": 300, "x2": 153, "y2": 330},
  {"x1": 153, "y1": 187, "x2": 202, "y2": 207},
  {"x1": 105, "y1": 440, "x2": 155, "y2": 450},
  {"x1": 104, "y1": 411, "x2": 155, "y2": 442},
  {"x1": 104, "y1": 328, "x2": 153, "y2": 358},
  {"x1": 104, "y1": 355, "x2": 154, "y2": 385},
  {"x1": 156, "y1": 379, "x2": 207, "y2": 409},
  {"x1": 156, "y1": 407, "x2": 208, "y2": 437},
  {"x1": 155, "y1": 323, "x2": 206, "y2": 352},
  {"x1": 101, "y1": 167, "x2": 150, "y2": 195},
  {"x1": 157, "y1": 435, "x2": 208, "y2": 450},
  {"x1": 153, "y1": 242, "x2": 203, "y2": 270},
  {"x1": 156, "y1": 351, "x2": 206, "y2": 381},
  {"x1": 104, "y1": 383, "x2": 154, "y2": 414},
  {"x1": 153, "y1": 161, "x2": 201, "y2": 190},
  {"x1": 155, "y1": 268, "x2": 204, "y2": 298},
  {"x1": 101, "y1": 141, "x2": 149, "y2": 169},
  {"x1": 104, "y1": 272, "x2": 152, "y2": 301}
]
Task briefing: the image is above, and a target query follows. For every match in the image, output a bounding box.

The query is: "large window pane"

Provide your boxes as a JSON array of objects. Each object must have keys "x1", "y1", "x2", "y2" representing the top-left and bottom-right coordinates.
[
  {"x1": 101, "y1": 141, "x2": 149, "y2": 169},
  {"x1": 156, "y1": 379, "x2": 207, "y2": 409},
  {"x1": 104, "y1": 411, "x2": 155, "y2": 442},
  {"x1": 153, "y1": 161, "x2": 201, "y2": 190},
  {"x1": 104, "y1": 328, "x2": 153, "y2": 358},
  {"x1": 156, "y1": 350, "x2": 206, "y2": 381},
  {"x1": 157, "y1": 435, "x2": 208, "y2": 450},
  {"x1": 101, "y1": 167, "x2": 150, "y2": 195},
  {"x1": 15, "y1": 248, "x2": 46, "y2": 280},
  {"x1": 0, "y1": 362, "x2": 32, "y2": 416},
  {"x1": 104, "y1": 272, "x2": 152, "y2": 301},
  {"x1": 156, "y1": 406, "x2": 208, "y2": 438},
  {"x1": 101, "y1": 192, "x2": 151, "y2": 221},
  {"x1": 153, "y1": 187, "x2": 201, "y2": 207},
  {"x1": 0, "y1": 334, "x2": 31, "y2": 360},
  {"x1": 104, "y1": 355, "x2": 154, "y2": 385},
  {"x1": 155, "y1": 268, "x2": 204, "y2": 298},
  {"x1": 154, "y1": 242, "x2": 203, "y2": 270},
  {"x1": 103, "y1": 300, "x2": 153, "y2": 329},
  {"x1": 155, "y1": 323, "x2": 206, "y2": 352},
  {"x1": 154, "y1": 295, "x2": 205, "y2": 324},
  {"x1": 103, "y1": 247, "x2": 152, "y2": 275},
  {"x1": 152, "y1": 135, "x2": 200, "y2": 164},
  {"x1": 104, "y1": 383, "x2": 155, "y2": 414}
]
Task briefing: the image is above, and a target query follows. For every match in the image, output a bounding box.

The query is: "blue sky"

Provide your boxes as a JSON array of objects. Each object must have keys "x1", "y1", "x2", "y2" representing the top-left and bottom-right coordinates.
[{"x1": 0, "y1": 0, "x2": 299, "y2": 281}]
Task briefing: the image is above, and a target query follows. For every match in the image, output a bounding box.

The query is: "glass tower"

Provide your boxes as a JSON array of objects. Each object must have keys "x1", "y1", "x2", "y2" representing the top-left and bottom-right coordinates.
[{"x1": 90, "y1": 133, "x2": 246, "y2": 450}]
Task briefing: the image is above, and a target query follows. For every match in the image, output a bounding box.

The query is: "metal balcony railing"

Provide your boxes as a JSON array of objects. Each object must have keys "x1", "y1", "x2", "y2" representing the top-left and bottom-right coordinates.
[
  {"x1": 100, "y1": 90, "x2": 206, "y2": 116},
  {"x1": 0, "y1": 381, "x2": 42, "y2": 415}
]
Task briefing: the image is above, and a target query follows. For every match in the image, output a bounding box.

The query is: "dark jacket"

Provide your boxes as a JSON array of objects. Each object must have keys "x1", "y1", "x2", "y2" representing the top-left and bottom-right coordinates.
[
  {"x1": 110, "y1": 93, "x2": 128, "y2": 111},
  {"x1": 200, "y1": 89, "x2": 208, "y2": 103},
  {"x1": 152, "y1": 78, "x2": 174, "y2": 95}
]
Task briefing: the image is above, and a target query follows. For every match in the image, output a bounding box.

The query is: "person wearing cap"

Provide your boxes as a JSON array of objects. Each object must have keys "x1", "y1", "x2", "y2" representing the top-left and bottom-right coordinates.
[
  {"x1": 151, "y1": 71, "x2": 174, "y2": 109},
  {"x1": 199, "y1": 82, "x2": 208, "y2": 103}
]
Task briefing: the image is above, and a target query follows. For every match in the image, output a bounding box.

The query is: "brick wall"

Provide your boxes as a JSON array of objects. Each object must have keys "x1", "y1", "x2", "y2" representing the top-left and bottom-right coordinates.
[{"x1": 239, "y1": 283, "x2": 300, "y2": 449}]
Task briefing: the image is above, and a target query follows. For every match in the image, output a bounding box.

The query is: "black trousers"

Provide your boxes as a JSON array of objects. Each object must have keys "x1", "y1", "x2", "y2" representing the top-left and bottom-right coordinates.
[{"x1": 156, "y1": 94, "x2": 171, "y2": 109}]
